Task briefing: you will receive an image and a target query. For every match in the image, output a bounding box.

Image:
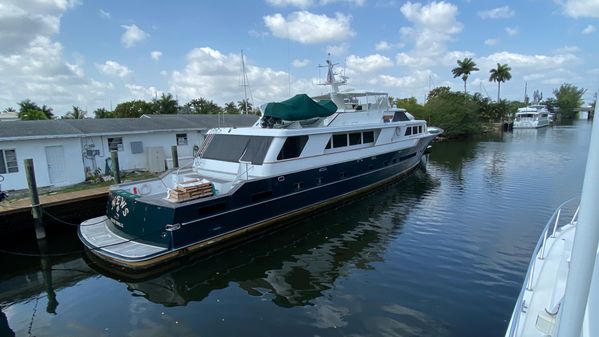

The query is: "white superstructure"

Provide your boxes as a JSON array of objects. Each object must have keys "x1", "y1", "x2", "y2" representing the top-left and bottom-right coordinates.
[{"x1": 513, "y1": 105, "x2": 550, "y2": 129}]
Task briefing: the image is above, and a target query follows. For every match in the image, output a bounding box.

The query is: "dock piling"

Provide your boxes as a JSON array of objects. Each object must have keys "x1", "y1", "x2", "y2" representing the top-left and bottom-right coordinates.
[
  {"x1": 171, "y1": 145, "x2": 179, "y2": 169},
  {"x1": 24, "y1": 158, "x2": 45, "y2": 240},
  {"x1": 110, "y1": 150, "x2": 121, "y2": 184}
]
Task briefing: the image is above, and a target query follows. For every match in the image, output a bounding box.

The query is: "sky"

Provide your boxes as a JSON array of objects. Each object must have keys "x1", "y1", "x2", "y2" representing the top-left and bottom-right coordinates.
[{"x1": 0, "y1": 0, "x2": 598, "y2": 116}]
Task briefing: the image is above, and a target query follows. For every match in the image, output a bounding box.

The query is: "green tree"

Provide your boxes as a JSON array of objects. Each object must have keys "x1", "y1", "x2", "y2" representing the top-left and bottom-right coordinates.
[
  {"x1": 452, "y1": 57, "x2": 479, "y2": 94},
  {"x1": 94, "y1": 108, "x2": 114, "y2": 119},
  {"x1": 224, "y1": 101, "x2": 239, "y2": 114},
  {"x1": 237, "y1": 99, "x2": 253, "y2": 114},
  {"x1": 553, "y1": 84, "x2": 586, "y2": 119},
  {"x1": 489, "y1": 63, "x2": 512, "y2": 102},
  {"x1": 427, "y1": 86, "x2": 451, "y2": 101},
  {"x1": 63, "y1": 106, "x2": 87, "y2": 119},
  {"x1": 20, "y1": 109, "x2": 49, "y2": 120},
  {"x1": 40, "y1": 105, "x2": 54, "y2": 119},
  {"x1": 17, "y1": 100, "x2": 53, "y2": 120},
  {"x1": 185, "y1": 98, "x2": 222, "y2": 114},
  {"x1": 113, "y1": 100, "x2": 153, "y2": 118},
  {"x1": 153, "y1": 93, "x2": 179, "y2": 114},
  {"x1": 393, "y1": 97, "x2": 426, "y2": 120},
  {"x1": 424, "y1": 90, "x2": 481, "y2": 138},
  {"x1": 3, "y1": 107, "x2": 16, "y2": 113}
]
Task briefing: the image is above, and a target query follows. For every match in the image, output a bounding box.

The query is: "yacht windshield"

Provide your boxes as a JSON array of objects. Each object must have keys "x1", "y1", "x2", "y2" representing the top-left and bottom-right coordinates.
[{"x1": 202, "y1": 134, "x2": 273, "y2": 165}]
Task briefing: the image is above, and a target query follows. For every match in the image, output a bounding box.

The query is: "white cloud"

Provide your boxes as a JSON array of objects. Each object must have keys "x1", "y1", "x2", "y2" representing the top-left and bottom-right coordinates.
[
  {"x1": 556, "y1": 0, "x2": 599, "y2": 18},
  {"x1": 263, "y1": 11, "x2": 355, "y2": 44},
  {"x1": 126, "y1": 84, "x2": 160, "y2": 100},
  {"x1": 248, "y1": 30, "x2": 269, "y2": 38},
  {"x1": 375, "y1": 69, "x2": 434, "y2": 88},
  {"x1": 266, "y1": 0, "x2": 314, "y2": 8},
  {"x1": 505, "y1": 26, "x2": 518, "y2": 36},
  {"x1": 170, "y1": 47, "x2": 295, "y2": 105},
  {"x1": 375, "y1": 41, "x2": 391, "y2": 51},
  {"x1": 0, "y1": 2, "x2": 116, "y2": 114},
  {"x1": 99, "y1": 9, "x2": 110, "y2": 19},
  {"x1": 398, "y1": 1, "x2": 463, "y2": 64},
  {"x1": 151, "y1": 51, "x2": 162, "y2": 61},
  {"x1": 96, "y1": 60, "x2": 132, "y2": 78},
  {"x1": 265, "y1": 0, "x2": 365, "y2": 7},
  {"x1": 582, "y1": 24, "x2": 596, "y2": 34},
  {"x1": 121, "y1": 24, "x2": 149, "y2": 48},
  {"x1": 292, "y1": 58, "x2": 310, "y2": 67},
  {"x1": 485, "y1": 38, "x2": 498, "y2": 46},
  {"x1": 326, "y1": 42, "x2": 350, "y2": 56},
  {"x1": 478, "y1": 6, "x2": 515, "y2": 19},
  {"x1": 0, "y1": 0, "x2": 77, "y2": 54},
  {"x1": 320, "y1": 0, "x2": 366, "y2": 6},
  {"x1": 480, "y1": 51, "x2": 579, "y2": 71},
  {"x1": 346, "y1": 54, "x2": 393, "y2": 74}
]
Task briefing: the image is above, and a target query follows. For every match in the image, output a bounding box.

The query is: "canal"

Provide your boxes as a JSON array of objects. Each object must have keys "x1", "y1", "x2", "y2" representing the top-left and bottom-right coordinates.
[{"x1": 0, "y1": 121, "x2": 593, "y2": 337}]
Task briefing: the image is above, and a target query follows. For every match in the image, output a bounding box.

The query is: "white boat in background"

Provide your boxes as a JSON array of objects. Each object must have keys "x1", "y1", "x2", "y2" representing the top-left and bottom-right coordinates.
[
  {"x1": 505, "y1": 104, "x2": 599, "y2": 337},
  {"x1": 513, "y1": 105, "x2": 550, "y2": 129}
]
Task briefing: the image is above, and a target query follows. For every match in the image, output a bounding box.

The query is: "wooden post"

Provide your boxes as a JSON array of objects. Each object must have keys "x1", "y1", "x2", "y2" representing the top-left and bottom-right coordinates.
[
  {"x1": 171, "y1": 145, "x2": 179, "y2": 169},
  {"x1": 25, "y1": 158, "x2": 45, "y2": 240},
  {"x1": 110, "y1": 150, "x2": 121, "y2": 184}
]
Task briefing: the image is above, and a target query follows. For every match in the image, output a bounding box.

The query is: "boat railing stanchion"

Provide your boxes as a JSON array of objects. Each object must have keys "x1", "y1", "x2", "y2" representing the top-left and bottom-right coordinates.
[
  {"x1": 551, "y1": 208, "x2": 561, "y2": 237},
  {"x1": 527, "y1": 259, "x2": 536, "y2": 291},
  {"x1": 570, "y1": 206, "x2": 580, "y2": 225},
  {"x1": 540, "y1": 229, "x2": 549, "y2": 260}
]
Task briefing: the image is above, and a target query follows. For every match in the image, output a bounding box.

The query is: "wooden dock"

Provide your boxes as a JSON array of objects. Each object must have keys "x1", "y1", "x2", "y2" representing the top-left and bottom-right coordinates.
[{"x1": 0, "y1": 187, "x2": 109, "y2": 236}]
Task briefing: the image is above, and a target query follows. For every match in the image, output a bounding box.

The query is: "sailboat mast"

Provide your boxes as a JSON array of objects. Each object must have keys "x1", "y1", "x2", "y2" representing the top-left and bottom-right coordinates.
[{"x1": 241, "y1": 50, "x2": 249, "y2": 115}]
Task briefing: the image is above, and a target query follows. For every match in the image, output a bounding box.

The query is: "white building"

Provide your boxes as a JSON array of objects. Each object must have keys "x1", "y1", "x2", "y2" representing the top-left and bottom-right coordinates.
[{"x1": 0, "y1": 115, "x2": 257, "y2": 191}]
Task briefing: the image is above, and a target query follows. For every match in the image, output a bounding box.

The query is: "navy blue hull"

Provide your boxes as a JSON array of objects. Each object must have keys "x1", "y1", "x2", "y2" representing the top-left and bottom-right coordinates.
[{"x1": 169, "y1": 138, "x2": 431, "y2": 249}]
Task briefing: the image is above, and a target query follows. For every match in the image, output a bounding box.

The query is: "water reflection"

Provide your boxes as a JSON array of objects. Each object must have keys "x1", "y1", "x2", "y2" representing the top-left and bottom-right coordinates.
[{"x1": 92, "y1": 167, "x2": 438, "y2": 309}]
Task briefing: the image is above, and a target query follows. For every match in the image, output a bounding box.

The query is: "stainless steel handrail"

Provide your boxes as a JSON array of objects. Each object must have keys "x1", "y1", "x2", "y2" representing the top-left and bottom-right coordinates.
[{"x1": 507, "y1": 197, "x2": 580, "y2": 337}]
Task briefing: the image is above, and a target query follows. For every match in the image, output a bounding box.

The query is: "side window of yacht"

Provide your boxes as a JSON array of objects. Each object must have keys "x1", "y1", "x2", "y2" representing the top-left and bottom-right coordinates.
[
  {"x1": 349, "y1": 132, "x2": 362, "y2": 146},
  {"x1": 333, "y1": 134, "x2": 348, "y2": 148},
  {"x1": 325, "y1": 139, "x2": 331, "y2": 149},
  {"x1": 363, "y1": 131, "x2": 374, "y2": 143},
  {"x1": 419, "y1": 126, "x2": 423, "y2": 133},
  {"x1": 277, "y1": 136, "x2": 309, "y2": 160},
  {"x1": 405, "y1": 127, "x2": 412, "y2": 136}
]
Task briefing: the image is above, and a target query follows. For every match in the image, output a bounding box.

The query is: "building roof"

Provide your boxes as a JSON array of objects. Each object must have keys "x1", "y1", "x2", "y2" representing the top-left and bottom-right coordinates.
[{"x1": 0, "y1": 114, "x2": 259, "y2": 141}]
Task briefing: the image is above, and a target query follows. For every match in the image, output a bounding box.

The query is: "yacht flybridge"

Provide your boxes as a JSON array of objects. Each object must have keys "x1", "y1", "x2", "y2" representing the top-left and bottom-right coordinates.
[{"x1": 79, "y1": 58, "x2": 443, "y2": 269}]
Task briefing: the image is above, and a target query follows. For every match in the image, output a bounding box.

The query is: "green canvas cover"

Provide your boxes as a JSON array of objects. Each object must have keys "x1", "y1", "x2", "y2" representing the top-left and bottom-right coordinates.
[{"x1": 263, "y1": 94, "x2": 337, "y2": 121}]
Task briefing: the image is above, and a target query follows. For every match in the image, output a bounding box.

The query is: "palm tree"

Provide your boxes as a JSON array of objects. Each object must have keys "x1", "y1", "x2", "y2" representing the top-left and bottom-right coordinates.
[
  {"x1": 451, "y1": 58, "x2": 479, "y2": 94},
  {"x1": 153, "y1": 93, "x2": 179, "y2": 114},
  {"x1": 64, "y1": 106, "x2": 87, "y2": 119},
  {"x1": 489, "y1": 63, "x2": 512, "y2": 102}
]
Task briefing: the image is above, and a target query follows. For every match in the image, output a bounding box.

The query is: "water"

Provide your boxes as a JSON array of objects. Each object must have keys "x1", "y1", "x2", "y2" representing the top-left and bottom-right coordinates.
[{"x1": 0, "y1": 121, "x2": 593, "y2": 337}]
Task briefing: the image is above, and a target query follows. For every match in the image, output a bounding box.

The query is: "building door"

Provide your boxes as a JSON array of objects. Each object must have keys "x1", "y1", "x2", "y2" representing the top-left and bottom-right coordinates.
[{"x1": 45, "y1": 145, "x2": 66, "y2": 184}]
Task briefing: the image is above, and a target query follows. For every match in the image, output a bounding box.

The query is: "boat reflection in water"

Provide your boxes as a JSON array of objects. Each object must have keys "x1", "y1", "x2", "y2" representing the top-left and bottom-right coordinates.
[{"x1": 86, "y1": 165, "x2": 438, "y2": 309}]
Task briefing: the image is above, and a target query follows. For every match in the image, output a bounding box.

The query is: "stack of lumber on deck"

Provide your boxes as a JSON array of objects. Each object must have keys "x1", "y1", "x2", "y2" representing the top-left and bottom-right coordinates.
[{"x1": 167, "y1": 180, "x2": 213, "y2": 202}]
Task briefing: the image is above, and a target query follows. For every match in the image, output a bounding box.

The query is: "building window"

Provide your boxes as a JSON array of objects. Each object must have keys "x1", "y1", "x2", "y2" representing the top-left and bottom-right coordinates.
[
  {"x1": 176, "y1": 133, "x2": 188, "y2": 145},
  {"x1": 0, "y1": 149, "x2": 18, "y2": 174},
  {"x1": 108, "y1": 137, "x2": 124, "y2": 152}
]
